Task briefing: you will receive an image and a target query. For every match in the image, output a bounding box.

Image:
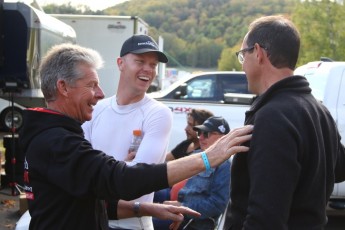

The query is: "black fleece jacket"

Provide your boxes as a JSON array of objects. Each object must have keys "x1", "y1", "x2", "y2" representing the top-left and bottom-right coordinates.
[
  {"x1": 224, "y1": 76, "x2": 345, "y2": 230},
  {"x1": 19, "y1": 108, "x2": 168, "y2": 230}
]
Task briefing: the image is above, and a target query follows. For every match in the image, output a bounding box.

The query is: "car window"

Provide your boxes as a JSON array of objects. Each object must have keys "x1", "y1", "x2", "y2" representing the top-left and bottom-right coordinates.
[
  {"x1": 182, "y1": 76, "x2": 216, "y2": 99},
  {"x1": 219, "y1": 74, "x2": 249, "y2": 94}
]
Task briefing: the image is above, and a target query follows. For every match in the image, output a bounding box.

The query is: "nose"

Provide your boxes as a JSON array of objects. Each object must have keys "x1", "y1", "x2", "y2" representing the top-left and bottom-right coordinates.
[
  {"x1": 143, "y1": 63, "x2": 156, "y2": 74},
  {"x1": 96, "y1": 85, "x2": 105, "y2": 99}
]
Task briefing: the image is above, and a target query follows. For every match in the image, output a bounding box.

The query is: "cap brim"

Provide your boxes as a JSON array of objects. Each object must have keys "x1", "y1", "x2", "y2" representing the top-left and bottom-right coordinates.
[
  {"x1": 131, "y1": 48, "x2": 168, "y2": 63},
  {"x1": 193, "y1": 124, "x2": 214, "y2": 132}
]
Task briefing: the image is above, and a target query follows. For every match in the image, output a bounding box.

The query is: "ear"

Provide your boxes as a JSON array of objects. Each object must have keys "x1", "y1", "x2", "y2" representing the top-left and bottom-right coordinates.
[
  {"x1": 56, "y1": 79, "x2": 69, "y2": 97},
  {"x1": 117, "y1": 57, "x2": 124, "y2": 71},
  {"x1": 255, "y1": 43, "x2": 266, "y2": 64}
]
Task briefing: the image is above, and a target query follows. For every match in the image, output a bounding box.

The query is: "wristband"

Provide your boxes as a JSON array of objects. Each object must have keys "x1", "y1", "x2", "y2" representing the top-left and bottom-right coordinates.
[
  {"x1": 133, "y1": 202, "x2": 140, "y2": 217},
  {"x1": 201, "y1": 151, "x2": 211, "y2": 171}
]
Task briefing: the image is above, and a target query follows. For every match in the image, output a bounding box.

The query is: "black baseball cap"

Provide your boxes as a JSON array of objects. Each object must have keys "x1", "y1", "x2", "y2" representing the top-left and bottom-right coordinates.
[
  {"x1": 193, "y1": 116, "x2": 230, "y2": 134},
  {"x1": 120, "y1": 34, "x2": 168, "y2": 63}
]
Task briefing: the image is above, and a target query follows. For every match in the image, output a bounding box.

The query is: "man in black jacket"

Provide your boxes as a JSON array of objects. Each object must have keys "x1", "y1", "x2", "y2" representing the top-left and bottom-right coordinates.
[
  {"x1": 19, "y1": 43, "x2": 253, "y2": 230},
  {"x1": 223, "y1": 15, "x2": 345, "y2": 230}
]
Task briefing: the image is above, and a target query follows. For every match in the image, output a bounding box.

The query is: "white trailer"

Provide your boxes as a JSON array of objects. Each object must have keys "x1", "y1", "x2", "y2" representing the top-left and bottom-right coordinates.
[
  {"x1": 0, "y1": 1, "x2": 76, "y2": 131},
  {"x1": 52, "y1": 14, "x2": 149, "y2": 97}
]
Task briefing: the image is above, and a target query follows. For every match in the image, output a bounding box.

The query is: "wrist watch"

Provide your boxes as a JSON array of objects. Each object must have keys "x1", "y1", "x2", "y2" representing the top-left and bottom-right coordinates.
[{"x1": 133, "y1": 202, "x2": 140, "y2": 217}]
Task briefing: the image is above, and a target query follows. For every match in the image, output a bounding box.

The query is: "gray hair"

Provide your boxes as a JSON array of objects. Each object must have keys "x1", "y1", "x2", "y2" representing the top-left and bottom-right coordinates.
[{"x1": 39, "y1": 43, "x2": 104, "y2": 102}]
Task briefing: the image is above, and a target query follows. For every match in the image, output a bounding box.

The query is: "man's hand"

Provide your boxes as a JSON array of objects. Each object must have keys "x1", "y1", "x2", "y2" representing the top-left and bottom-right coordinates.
[
  {"x1": 167, "y1": 125, "x2": 253, "y2": 186},
  {"x1": 205, "y1": 125, "x2": 253, "y2": 167},
  {"x1": 141, "y1": 202, "x2": 200, "y2": 230},
  {"x1": 163, "y1": 200, "x2": 181, "y2": 206},
  {"x1": 124, "y1": 151, "x2": 136, "y2": 161}
]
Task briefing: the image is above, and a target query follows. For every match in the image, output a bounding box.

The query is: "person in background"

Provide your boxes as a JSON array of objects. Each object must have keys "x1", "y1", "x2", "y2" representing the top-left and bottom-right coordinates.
[
  {"x1": 165, "y1": 108, "x2": 214, "y2": 161},
  {"x1": 154, "y1": 108, "x2": 213, "y2": 226},
  {"x1": 163, "y1": 116, "x2": 231, "y2": 230},
  {"x1": 82, "y1": 34, "x2": 172, "y2": 230},
  {"x1": 223, "y1": 15, "x2": 345, "y2": 229},
  {"x1": 19, "y1": 43, "x2": 253, "y2": 230}
]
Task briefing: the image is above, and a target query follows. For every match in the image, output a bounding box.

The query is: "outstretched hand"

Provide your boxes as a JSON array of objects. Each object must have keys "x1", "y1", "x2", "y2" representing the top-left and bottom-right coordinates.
[
  {"x1": 166, "y1": 125, "x2": 253, "y2": 186},
  {"x1": 142, "y1": 202, "x2": 200, "y2": 230},
  {"x1": 205, "y1": 125, "x2": 253, "y2": 167}
]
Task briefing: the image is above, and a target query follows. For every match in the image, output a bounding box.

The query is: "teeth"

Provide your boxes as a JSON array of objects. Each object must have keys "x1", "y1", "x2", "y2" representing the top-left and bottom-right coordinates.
[{"x1": 139, "y1": 76, "x2": 149, "y2": 81}]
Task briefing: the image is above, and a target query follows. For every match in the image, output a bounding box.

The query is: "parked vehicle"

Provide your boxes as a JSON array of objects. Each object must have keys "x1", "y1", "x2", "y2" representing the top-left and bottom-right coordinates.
[
  {"x1": 148, "y1": 71, "x2": 255, "y2": 150},
  {"x1": 294, "y1": 59, "x2": 345, "y2": 210},
  {"x1": 0, "y1": 98, "x2": 25, "y2": 131}
]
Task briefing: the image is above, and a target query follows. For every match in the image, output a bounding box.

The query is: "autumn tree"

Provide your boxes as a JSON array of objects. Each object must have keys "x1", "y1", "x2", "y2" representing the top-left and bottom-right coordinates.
[
  {"x1": 218, "y1": 45, "x2": 242, "y2": 71},
  {"x1": 292, "y1": 0, "x2": 345, "y2": 65}
]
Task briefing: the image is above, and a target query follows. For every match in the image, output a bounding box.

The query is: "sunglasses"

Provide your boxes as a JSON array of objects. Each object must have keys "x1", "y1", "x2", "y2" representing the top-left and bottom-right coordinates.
[{"x1": 197, "y1": 130, "x2": 219, "y2": 139}]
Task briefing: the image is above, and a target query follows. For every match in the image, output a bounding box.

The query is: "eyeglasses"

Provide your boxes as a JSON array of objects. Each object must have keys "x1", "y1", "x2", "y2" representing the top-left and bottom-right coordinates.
[
  {"x1": 235, "y1": 45, "x2": 268, "y2": 64},
  {"x1": 197, "y1": 131, "x2": 219, "y2": 139},
  {"x1": 235, "y1": 46, "x2": 254, "y2": 64}
]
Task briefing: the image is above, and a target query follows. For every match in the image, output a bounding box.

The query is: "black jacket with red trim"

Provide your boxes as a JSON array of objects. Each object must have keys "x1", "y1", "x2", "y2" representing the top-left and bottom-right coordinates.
[{"x1": 19, "y1": 108, "x2": 168, "y2": 230}]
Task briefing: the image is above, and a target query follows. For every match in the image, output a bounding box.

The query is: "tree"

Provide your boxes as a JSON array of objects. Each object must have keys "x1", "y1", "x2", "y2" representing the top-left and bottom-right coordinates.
[
  {"x1": 292, "y1": 0, "x2": 345, "y2": 65},
  {"x1": 218, "y1": 44, "x2": 242, "y2": 71},
  {"x1": 43, "y1": 3, "x2": 104, "y2": 15},
  {"x1": 105, "y1": 0, "x2": 296, "y2": 69}
]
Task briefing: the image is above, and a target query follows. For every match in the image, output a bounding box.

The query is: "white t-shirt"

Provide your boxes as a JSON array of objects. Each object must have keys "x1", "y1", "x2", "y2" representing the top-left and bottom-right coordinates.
[{"x1": 82, "y1": 94, "x2": 172, "y2": 230}]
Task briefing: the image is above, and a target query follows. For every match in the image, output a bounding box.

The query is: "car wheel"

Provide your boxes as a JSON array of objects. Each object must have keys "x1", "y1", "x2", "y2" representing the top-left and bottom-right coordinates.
[{"x1": 0, "y1": 107, "x2": 24, "y2": 132}]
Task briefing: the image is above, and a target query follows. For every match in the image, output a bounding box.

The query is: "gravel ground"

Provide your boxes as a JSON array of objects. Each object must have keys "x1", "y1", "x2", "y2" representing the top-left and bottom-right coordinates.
[
  {"x1": 0, "y1": 186, "x2": 21, "y2": 230},
  {"x1": 0, "y1": 133, "x2": 24, "y2": 230}
]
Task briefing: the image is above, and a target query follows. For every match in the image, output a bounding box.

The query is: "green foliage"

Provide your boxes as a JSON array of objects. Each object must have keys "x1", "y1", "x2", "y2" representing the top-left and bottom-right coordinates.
[
  {"x1": 105, "y1": 0, "x2": 296, "y2": 69},
  {"x1": 292, "y1": 0, "x2": 345, "y2": 66},
  {"x1": 218, "y1": 44, "x2": 243, "y2": 71},
  {"x1": 44, "y1": 0, "x2": 345, "y2": 69},
  {"x1": 43, "y1": 2, "x2": 104, "y2": 15}
]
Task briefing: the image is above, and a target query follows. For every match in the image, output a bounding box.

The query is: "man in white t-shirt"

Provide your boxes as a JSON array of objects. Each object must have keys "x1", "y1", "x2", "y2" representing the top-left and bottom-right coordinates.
[{"x1": 82, "y1": 34, "x2": 172, "y2": 230}]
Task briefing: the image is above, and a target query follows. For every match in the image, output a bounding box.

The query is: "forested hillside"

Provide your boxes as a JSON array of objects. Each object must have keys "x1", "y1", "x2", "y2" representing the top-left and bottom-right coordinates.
[
  {"x1": 105, "y1": 0, "x2": 296, "y2": 69},
  {"x1": 44, "y1": 0, "x2": 345, "y2": 70}
]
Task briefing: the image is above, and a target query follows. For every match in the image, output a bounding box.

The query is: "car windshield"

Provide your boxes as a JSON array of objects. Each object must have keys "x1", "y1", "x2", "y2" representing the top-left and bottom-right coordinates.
[{"x1": 160, "y1": 75, "x2": 194, "y2": 94}]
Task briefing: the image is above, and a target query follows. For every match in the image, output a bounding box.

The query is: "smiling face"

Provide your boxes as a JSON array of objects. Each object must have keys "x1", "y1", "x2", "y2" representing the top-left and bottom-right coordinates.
[
  {"x1": 118, "y1": 52, "x2": 159, "y2": 98},
  {"x1": 62, "y1": 64, "x2": 105, "y2": 122}
]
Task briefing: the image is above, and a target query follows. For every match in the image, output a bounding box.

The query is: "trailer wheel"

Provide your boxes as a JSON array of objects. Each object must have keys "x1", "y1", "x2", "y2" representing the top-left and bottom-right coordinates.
[{"x1": 0, "y1": 107, "x2": 24, "y2": 132}]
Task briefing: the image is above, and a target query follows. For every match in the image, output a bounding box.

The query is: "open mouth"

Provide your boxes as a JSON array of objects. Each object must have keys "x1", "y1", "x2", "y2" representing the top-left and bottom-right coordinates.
[
  {"x1": 89, "y1": 103, "x2": 96, "y2": 109},
  {"x1": 138, "y1": 76, "x2": 150, "y2": 82}
]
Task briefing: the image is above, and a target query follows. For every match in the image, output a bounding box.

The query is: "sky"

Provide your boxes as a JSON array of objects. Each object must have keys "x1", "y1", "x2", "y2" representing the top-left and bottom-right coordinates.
[
  {"x1": 8, "y1": 0, "x2": 130, "y2": 11},
  {"x1": 42, "y1": 0, "x2": 130, "y2": 10}
]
